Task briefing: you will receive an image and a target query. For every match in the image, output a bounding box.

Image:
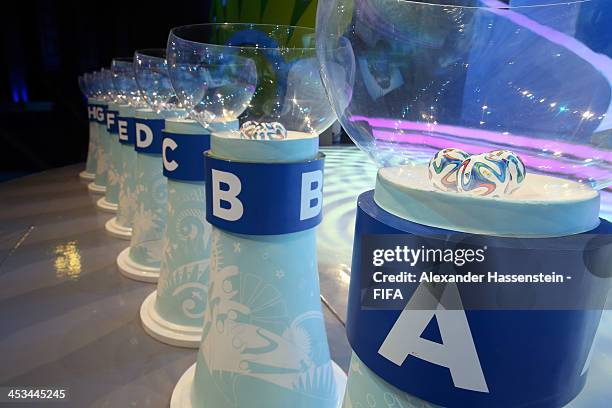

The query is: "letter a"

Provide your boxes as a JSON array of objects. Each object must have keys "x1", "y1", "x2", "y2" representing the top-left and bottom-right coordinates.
[{"x1": 378, "y1": 283, "x2": 489, "y2": 393}]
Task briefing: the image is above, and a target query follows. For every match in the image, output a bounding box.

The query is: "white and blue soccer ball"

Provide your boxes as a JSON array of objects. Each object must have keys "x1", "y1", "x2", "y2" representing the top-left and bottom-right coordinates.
[
  {"x1": 457, "y1": 150, "x2": 525, "y2": 197},
  {"x1": 488, "y1": 149, "x2": 526, "y2": 194},
  {"x1": 240, "y1": 121, "x2": 287, "y2": 140},
  {"x1": 254, "y1": 122, "x2": 287, "y2": 140},
  {"x1": 428, "y1": 148, "x2": 470, "y2": 192},
  {"x1": 239, "y1": 121, "x2": 260, "y2": 139}
]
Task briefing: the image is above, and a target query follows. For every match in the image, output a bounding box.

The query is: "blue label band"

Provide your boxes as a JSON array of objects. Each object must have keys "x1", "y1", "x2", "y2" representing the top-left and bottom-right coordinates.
[
  {"x1": 117, "y1": 117, "x2": 136, "y2": 145},
  {"x1": 163, "y1": 131, "x2": 211, "y2": 182},
  {"x1": 106, "y1": 110, "x2": 119, "y2": 134},
  {"x1": 204, "y1": 153, "x2": 324, "y2": 235},
  {"x1": 97, "y1": 105, "x2": 107, "y2": 125},
  {"x1": 134, "y1": 118, "x2": 165, "y2": 154},
  {"x1": 87, "y1": 104, "x2": 97, "y2": 122},
  {"x1": 347, "y1": 190, "x2": 611, "y2": 408},
  {"x1": 88, "y1": 104, "x2": 106, "y2": 124}
]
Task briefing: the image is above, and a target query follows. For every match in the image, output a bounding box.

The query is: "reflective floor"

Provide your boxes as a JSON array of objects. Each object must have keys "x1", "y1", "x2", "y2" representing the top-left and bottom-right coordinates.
[{"x1": 0, "y1": 146, "x2": 610, "y2": 407}]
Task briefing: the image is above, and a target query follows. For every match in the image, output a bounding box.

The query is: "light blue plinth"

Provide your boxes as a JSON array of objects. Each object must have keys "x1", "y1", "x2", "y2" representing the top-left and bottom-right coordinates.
[
  {"x1": 93, "y1": 105, "x2": 109, "y2": 188},
  {"x1": 342, "y1": 354, "x2": 439, "y2": 408},
  {"x1": 154, "y1": 119, "x2": 211, "y2": 332},
  {"x1": 85, "y1": 121, "x2": 98, "y2": 175},
  {"x1": 116, "y1": 106, "x2": 137, "y2": 229},
  {"x1": 189, "y1": 135, "x2": 341, "y2": 407},
  {"x1": 126, "y1": 109, "x2": 168, "y2": 271},
  {"x1": 104, "y1": 104, "x2": 121, "y2": 206},
  {"x1": 128, "y1": 151, "x2": 167, "y2": 268},
  {"x1": 116, "y1": 143, "x2": 137, "y2": 228},
  {"x1": 155, "y1": 179, "x2": 209, "y2": 325}
]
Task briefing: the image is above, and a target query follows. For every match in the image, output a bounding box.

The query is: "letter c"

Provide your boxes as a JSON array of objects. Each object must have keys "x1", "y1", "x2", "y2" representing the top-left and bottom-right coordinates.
[{"x1": 163, "y1": 138, "x2": 179, "y2": 172}]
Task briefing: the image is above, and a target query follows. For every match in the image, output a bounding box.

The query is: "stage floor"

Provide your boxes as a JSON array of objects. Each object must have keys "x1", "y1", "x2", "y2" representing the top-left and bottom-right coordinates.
[{"x1": 0, "y1": 146, "x2": 610, "y2": 407}]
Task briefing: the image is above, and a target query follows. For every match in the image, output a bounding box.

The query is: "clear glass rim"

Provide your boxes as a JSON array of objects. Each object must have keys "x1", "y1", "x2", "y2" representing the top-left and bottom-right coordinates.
[
  {"x1": 112, "y1": 57, "x2": 133, "y2": 65},
  {"x1": 395, "y1": 0, "x2": 592, "y2": 10},
  {"x1": 92, "y1": 69, "x2": 104, "y2": 83},
  {"x1": 135, "y1": 48, "x2": 166, "y2": 60},
  {"x1": 169, "y1": 22, "x2": 316, "y2": 51}
]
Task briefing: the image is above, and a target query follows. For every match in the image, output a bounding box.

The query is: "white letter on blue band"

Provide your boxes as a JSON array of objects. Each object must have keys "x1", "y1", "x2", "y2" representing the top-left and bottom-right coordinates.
[{"x1": 204, "y1": 153, "x2": 325, "y2": 235}]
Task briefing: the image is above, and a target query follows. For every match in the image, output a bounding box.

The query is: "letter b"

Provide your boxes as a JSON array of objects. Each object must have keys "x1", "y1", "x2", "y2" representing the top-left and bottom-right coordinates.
[
  {"x1": 212, "y1": 169, "x2": 243, "y2": 222},
  {"x1": 300, "y1": 170, "x2": 323, "y2": 221}
]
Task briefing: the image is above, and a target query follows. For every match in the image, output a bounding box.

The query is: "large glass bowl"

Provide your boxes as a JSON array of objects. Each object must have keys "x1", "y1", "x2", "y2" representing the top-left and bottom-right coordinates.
[
  {"x1": 77, "y1": 75, "x2": 87, "y2": 98},
  {"x1": 112, "y1": 58, "x2": 144, "y2": 107},
  {"x1": 82, "y1": 73, "x2": 94, "y2": 99},
  {"x1": 167, "y1": 23, "x2": 335, "y2": 137},
  {"x1": 316, "y1": 0, "x2": 612, "y2": 192},
  {"x1": 98, "y1": 68, "x2": 115, "y2": 103},
  {"x1": 134, "y1": 49, "x2": 186, "y2": 118},
  {"x1": 90, "y1": 71, "x2": 104, "y2": 100}
]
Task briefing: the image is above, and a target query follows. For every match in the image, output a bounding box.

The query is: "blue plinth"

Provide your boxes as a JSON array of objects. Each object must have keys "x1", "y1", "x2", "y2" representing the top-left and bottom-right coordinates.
[{"x1": 345, "y1": 190, "x2": 612, "y2": 408}]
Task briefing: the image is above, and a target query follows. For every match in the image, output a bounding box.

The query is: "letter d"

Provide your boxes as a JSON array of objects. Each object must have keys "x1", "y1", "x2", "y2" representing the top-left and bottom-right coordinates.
[{"x1": 136, "y1": 123, "x2": 153, "y2": 149}]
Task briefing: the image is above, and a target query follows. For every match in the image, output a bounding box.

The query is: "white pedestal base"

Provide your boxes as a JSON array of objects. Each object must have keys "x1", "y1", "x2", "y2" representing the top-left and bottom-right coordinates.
[
  {"x1": 170, "y1": 361, "x2": 347, "y2": 408},
  {"x1": 376, "y1": 165, "x2": 600, "y2": 237},
  {"x1": 96, "y1": 197, "x2": 118, "y2": 213},
  {"x1": 105, "y1": 217, "x2": 132, "y2": 240},
  {"x1": 140, "y1": 291, "x2": 202, "y2": 348},
  {"x1": 116, "y1": 247, "x2": 160, "y2": 283},
  {"x1": 79, "y1": 171, "x2": 95, "y2": 181},
  {"x1": 87, "y1": 182, "x2": 107, "y2": 194}
]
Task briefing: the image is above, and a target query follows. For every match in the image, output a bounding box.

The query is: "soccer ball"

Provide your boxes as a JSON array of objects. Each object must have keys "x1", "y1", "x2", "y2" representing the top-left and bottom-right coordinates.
[
  {"x1": 457, "y1": 152, "x2": 517, "y2": 197},
  {"x1": 239, "y1": 121, "x2": 260, "y2": 139},
  {"x1": 240, "y1": 122, "x2": 287, "y2": 140},
  {"x1": 428, "y1": 148, "x2": 470, "y2": 192},
  {"x1": 488, "y1": 150, "x2": 526, "y2": 194},
  {"x1": 254, "y1": 122, "x2": 287, "y2": 140}
]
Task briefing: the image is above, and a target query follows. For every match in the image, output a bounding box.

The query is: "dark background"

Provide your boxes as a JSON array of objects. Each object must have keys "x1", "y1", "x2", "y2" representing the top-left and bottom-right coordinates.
[{"x1": 0, "y1": 1, "x2": 217, "y2": 181}]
